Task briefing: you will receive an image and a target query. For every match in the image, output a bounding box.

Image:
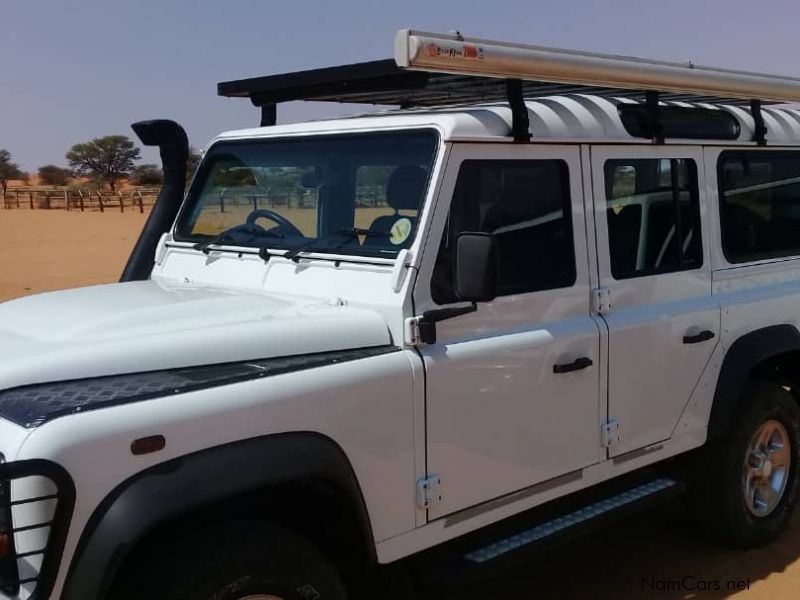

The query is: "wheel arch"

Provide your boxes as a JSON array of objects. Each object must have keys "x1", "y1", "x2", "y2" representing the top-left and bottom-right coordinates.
[
  {"x1": 709, "y1": 324, "x2": 800, "y2": 441},
  {"x1": 61, "y1": 431, "x2": 376, "y2": 600}
]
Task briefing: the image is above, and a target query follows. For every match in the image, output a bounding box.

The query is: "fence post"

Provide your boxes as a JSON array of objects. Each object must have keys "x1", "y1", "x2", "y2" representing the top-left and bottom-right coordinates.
[
  {"x1": 27, "y1": 190, "x2": 32, "y2": 209},
  {"x1": 44, "y1": 191, "x2": 51, "y2": 209},
  {"x1": 97, "y1": 190, "x2": 104, "y2": 212},
  {"x1": 219, "y1": 191, "x2": 225, "y2": 213},
  {"x1": 117, "y1": 190, "x2": 124, "y2": 213},
  {"x1": 136, "y1": 190, "x2": 144, "y2": 213}
]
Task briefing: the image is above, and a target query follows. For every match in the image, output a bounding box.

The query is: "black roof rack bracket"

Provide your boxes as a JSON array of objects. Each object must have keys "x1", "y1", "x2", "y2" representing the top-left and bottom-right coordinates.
[
  {"x1": 259, "y1": 103, "x2": 277, "y2": 127},
  {"x1": 750, "y1": 99, "x2": 768, "y2": 146},
  {"x1": 505, "y1": 79, "x2": 531, "y2": 142},
  {"x1": 645, "y1": 91, "x2": 665, "y2": 144}
]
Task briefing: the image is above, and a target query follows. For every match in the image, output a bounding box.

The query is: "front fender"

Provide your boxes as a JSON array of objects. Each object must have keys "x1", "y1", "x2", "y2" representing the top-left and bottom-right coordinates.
[{"x1": 61, "y1": 432, "x2": 374, "y2": 600}]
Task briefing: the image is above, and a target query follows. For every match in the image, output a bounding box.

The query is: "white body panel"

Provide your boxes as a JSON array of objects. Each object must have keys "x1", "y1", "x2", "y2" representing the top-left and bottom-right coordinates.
[
  {"x1": 414, "y1": 144, "x2": 602, "y2": 518},
  {"x1": 15, "y1": 349, "x2": 419, "y2": 597},
  {"x1": 0, "y1": 281, "x2": 393, "y2": 390},
  {"x1": 212, "y1": 95, "x2": 800, "y2": 146},
  {"x1": 676, "y1": 146, "x2": 800, "y2": 434},
  {"x1": 4, "y1": 95, "x2": 800, "y2": 599},
  {"x1": 589, "y1": 146, "x2": 720, "y2": 455}
]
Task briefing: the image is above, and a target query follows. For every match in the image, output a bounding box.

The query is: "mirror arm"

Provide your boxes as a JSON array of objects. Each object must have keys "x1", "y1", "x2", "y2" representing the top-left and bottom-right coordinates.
[{"x1": 417, "y1": 303, "x2": 477, "y2": 344}]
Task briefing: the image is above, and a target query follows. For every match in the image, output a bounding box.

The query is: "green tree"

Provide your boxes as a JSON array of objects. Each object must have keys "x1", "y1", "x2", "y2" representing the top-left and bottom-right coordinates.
[
  {"x1": 131, "y1": 164, "x2": 164, "y2": 186},
  {"x1": 66, "y1": 135, "x2": 141, "y2": 191},
  {"x1": 38, "y1": 164, "x2": 72, "y2": 186},
  {"x1": 0, "y1": 149, "x2": 24, "y2": 196}
]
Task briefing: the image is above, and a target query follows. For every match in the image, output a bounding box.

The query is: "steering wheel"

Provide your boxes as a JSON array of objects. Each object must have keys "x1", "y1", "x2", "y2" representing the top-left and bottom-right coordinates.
[{"x1": 246, "y1": 209, "x2": 303, "y2": 238}]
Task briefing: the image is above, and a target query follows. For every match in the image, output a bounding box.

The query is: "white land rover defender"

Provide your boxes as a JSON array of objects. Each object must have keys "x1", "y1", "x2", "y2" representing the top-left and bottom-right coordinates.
[{"x1": 4, "y1": 29, "x2": 800, "y2": 600}]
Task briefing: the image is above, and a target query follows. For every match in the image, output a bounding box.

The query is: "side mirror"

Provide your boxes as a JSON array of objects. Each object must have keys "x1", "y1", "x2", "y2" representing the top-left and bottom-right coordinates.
[{"x1": 454, "y1": 232, "x2": 497, "y2": 302}]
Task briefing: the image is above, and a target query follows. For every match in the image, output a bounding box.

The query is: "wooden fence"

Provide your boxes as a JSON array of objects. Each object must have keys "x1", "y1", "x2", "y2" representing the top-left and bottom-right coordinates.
[
  {"x1": 214, "y1": 186, "x2": 388, "y2": 213},
  {"x1": 2, "y1": 185, "x2": 389, "y2": 213},
  {"x1": 0, "y1": 187, "x2": 160, "y2": 213}
]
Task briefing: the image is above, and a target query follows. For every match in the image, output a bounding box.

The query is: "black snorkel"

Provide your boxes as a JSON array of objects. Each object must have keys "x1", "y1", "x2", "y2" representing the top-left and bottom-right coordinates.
[{"x1": 120, "y1": 119, "x2": 189, "y2": 282}]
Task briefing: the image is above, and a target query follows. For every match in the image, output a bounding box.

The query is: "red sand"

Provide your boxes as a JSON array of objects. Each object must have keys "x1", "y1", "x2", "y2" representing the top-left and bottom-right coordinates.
[{"x1": 0, "y1": 210, "x2": 149, "y2": 301}]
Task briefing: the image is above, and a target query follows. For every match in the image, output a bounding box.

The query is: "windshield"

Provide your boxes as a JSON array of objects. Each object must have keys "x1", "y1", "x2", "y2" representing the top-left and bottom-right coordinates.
[{"x1": 175, "y1": 129, "x2": 439, "y2": 258}]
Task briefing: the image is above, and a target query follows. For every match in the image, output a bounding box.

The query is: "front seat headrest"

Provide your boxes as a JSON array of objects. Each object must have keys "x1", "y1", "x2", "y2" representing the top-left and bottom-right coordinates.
[{"x1": 387, "y1": 165, "x2": 428, "y2": 212}]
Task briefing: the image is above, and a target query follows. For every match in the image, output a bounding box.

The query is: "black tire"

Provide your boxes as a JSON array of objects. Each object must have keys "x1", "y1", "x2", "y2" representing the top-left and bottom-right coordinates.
[
  {"x1": 693, "y1": 380, "x2": 800, "y2": 548},
  {"x1": 120, "y1": 521, "x2": 348, "y2": 600}
]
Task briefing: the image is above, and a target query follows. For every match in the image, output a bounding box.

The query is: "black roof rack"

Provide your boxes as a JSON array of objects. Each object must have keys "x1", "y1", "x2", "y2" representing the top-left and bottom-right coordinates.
[
  {"x1": 218, "y1": 58, "x2": 760, "y2": 111},
  {"x1": 219, "y1": 29, "x2": 794, "y2": 144},
  {"x1": 218, "y1": 59, "x2": 764, "y2": 142}
]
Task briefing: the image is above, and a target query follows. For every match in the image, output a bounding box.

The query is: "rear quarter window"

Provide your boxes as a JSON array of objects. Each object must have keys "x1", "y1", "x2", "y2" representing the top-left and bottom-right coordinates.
[{"x1": 718, "y1": 151, "x2": 800, "y2": 263}]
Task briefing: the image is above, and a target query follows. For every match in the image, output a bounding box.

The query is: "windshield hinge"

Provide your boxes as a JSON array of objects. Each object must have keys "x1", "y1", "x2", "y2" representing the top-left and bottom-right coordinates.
[
  {"x1": 391, "y1": 249, "x2": 414, "y2": 293},
  {"x1": 601, "y1": 419, "x2": 621, "y2": 448},
  {"x1": 154, "y1": 232, "x2": 172, "y2": 266},
  {"x1": 592, "y1": 287, "x2": 611, "y2": 315},
  {"x1": 416, "y1": 475, "x2": 443, "y2": 509}
]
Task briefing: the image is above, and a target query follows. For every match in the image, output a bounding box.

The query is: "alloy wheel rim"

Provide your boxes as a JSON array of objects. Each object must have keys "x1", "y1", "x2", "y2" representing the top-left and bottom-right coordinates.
[{"x1": 742, "y1": 419, "x2": 791, "y2": 517}]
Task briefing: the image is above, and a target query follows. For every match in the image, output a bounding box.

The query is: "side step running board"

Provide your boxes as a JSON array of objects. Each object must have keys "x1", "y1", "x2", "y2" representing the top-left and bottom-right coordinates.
[{"x1": 464, "y1": 478, "x2": 680, "y2": 564}]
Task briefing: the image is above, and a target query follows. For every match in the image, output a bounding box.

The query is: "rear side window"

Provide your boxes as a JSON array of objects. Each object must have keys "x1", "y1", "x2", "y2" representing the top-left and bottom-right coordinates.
[
  {"x1": 719, "y1": 151, "x2": 800, "y2": 263},
  {"x1": 604, "y1": 158, "x2": 702, "y2": 279},
  {"x1": 430, "y1": 159, "x2": 576, "y2": 304}
]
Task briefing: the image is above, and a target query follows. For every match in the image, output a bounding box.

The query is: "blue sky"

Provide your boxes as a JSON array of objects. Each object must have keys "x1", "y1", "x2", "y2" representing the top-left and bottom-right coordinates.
[{"x1": 1, "y1": 0, "x2": 799, "y2": 170}]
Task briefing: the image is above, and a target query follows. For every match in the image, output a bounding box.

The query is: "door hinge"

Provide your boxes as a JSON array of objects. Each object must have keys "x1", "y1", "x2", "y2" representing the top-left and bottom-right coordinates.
[
  {"x1": 404, "y1": 316, "x2": 424, "y2": 346},
  {"x1": 601, "y1": 419, "x2": 621, "y2": 448},
  {"x1": 592, "y1": 287, "x2": 611, "y2": 315},
  {"x1": 416, "y1": 475, "x2": 443, "y2": 509},
  {"x1": 404, "y1": 304, "x2": 477, "y2": 346}
]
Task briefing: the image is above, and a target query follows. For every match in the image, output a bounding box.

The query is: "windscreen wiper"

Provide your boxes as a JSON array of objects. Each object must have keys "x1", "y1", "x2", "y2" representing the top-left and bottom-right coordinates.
[
  {"x1": 282, "y1": 228, "x2": 389, "y2": 262},
  {"x1": 193, "y1": 223, "x2": 283, "y2": 255}
]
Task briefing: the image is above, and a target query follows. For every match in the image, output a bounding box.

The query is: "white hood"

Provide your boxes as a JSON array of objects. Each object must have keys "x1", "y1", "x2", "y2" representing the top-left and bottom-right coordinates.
[{"x1": 0, "y1": 281, "x2": 393, "y2": 391}]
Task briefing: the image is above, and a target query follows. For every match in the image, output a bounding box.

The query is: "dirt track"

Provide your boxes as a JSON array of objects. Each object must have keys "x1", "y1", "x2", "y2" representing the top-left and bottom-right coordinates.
[{"x1": 1, "y1": 209, "x2": 799, "y2": 598}]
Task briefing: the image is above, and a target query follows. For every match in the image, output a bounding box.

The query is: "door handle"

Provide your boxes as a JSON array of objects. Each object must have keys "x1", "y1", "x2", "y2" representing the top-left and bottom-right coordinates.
[
  {"x1": 553, "y1": 357, "x2": 593, "y2": 374},
  {"x1": 683, "y1": 330, "x2": 715, "y2": 344}
]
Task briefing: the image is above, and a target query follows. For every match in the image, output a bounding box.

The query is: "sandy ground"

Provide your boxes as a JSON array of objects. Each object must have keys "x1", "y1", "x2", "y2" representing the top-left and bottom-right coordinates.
[
  {"x1": 0, "y1": 210, "x2": 149, "y2": 301},
  {"x1": 1, "y1": 210, "x2": 800, "y2": 598}
]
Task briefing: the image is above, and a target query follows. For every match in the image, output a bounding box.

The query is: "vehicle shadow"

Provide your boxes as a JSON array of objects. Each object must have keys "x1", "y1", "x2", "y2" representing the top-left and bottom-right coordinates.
[{"x1": 428, "y1": 501, "x2": 800, "y2": 599}]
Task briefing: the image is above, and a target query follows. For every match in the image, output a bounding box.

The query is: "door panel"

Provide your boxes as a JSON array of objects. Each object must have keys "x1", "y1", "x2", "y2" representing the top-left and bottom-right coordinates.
[
  {"x1": 414, "y1": 144, "x2": 602, "y2": 519},
  {"x1": 590, "y1": 146, "x2": 720, "y2": 457}
]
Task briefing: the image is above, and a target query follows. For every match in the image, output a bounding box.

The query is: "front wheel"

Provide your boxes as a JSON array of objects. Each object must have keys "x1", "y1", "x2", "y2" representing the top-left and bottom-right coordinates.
[
  {"x1": 693, "y1": 381, "x2": 800, "y2": 548},
  {"x1": 123, "y1": 522, "x2": 347, "y2": 600}
]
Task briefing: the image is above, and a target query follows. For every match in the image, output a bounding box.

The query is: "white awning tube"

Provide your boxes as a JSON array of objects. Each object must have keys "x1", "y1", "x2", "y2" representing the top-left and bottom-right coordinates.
[{"x1": 394, "y1": 29, "x2": 800, "y2": 103}]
